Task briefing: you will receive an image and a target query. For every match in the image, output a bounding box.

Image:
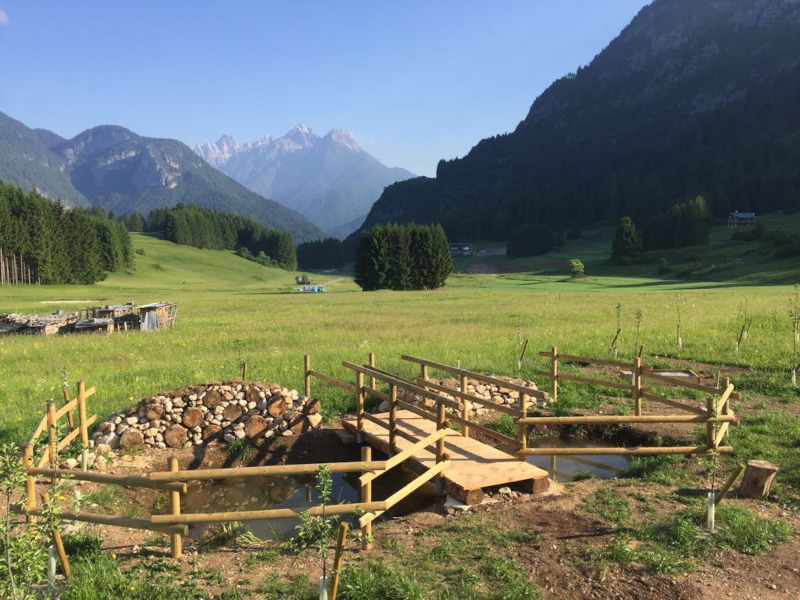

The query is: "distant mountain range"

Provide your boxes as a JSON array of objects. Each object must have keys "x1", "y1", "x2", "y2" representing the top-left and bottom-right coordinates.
[
  {"x1": 0, "y1": 112, "x2": 325, "y2": 243},
  {"x1": 362, "y1": 0, "x2": 800, "y2": 241},
  {"x1": 194, "y1": 125, "x2": 415, "y2": 238}
]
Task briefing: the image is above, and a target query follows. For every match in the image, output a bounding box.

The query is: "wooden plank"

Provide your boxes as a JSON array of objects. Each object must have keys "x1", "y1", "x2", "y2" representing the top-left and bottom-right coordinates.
[
  {"x1": 383, "y1": 459, "x2": 449, "y2": 510},
  {"x1": 415, "y1": 378, "x2": 522, "y2": 417},
  {"x1": 639, "y1": 392, "x2": 707, "y2": 415},
  {"x1": 395, "y1": 398, "x2": 439, "y2": 423},
  {"x1": 27, "y1": 414, "x2": 49, "y2": 445},
  {"x1": 56, "y1": 414, "x2": 97, "y2": 451},
  {"x1": 518, "y1": 414, "x2": 737, "y2": 425},
  {"x1": 151, "y1": 501, "x2": 387, "y2": 525},
  {"x1": 556, "y1": 373, "x2": 634, "y2": 391},
  {"x1": 715, "y1": 422, "x2": 731, "y2": 446},
  {"x1": 445, "y1": 412, "x2": 519, "y2": 447},
  {"x1": 557, "y1": 353, "x2": 633, "y2": 369},
  {"x1": 53, "y1": 398, "x2": 79, "y2": 423},
  {"x1": 29, "y1": 468, "x2": 186, "y2": 492},
  {"x1": 149, "y1": 460, "x2": 388, "y2": 482},
  {"x1": 641, "y1": 371, "x2": 740, "y2": 399},
  {"x1": 343, "y1": 410, "x2": 548, "y2": 492},
  {"x1": 519, "y1": 445, "x2": 734, "y2": 456},
  {"x1": 400, "y1": 355, "x2": 548, "y2": 400},
  {"x1": 309, "y1": 370, "x2": 357, "y2": 393},
  {"x1": 716, "y1": 384, "x2": 735, "y2": 414},
  {"x1": 344, "y1": 362, "x2": 459, "y2": 410}
]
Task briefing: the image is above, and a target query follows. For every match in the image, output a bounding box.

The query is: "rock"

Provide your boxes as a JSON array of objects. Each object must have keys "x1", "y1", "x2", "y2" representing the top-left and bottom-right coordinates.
[
  {"x1": 245, "y1": 387, "x2": 261, "y2": 403},
  {"x1": 145, "y1": 428, "x2": 159, "y2": 438},
  {"x1": 281, "y1": 429, "x2": 294, "y2": 437},
  {"x1": 234, "y1": 429, "x2": 246, "y2": 440},
  {"x1": 63, "y1": 458, "x2": 79, "y2": 470},
  {"x1": 93, "y1": 456, "x2": 108, "y2": 470},
  {"x1": 223, "y1": 404, "x2": 244, "y2": 422},
  {"x1": 244, "y1": 416, "x2": 269, "y2": 439},
  {"x1": 223, "y1": 432, "x2": 236, "y2": 443},
  {"x1": 306, "y1": 413, "x2": 323, "y2": 429},
  {"x1": 182, "y1": 407, "x2": 204, "y2": 429},
  {"x1": 498, "y1": 486, "x2": 513, "y2": 496},
  {"x1": 95, "y1": 443, "x2": 112, "y2": 456},
  {"x1": 378, "y1": 400, "x2": 391, "y2": 412},
  {"x1": 125, "y1": 416, "x2": 139, "y2": 426},
  {"x1": 119, "y1": 430, "x2": 145, "y2": 449},
  {"x1": 165, "y1": 424, "x2": 188, "y2": 448},
  {"x1": 267, "y1": 397, "x2": 288, "y2": 418},
  {"x1": 97, "y1": 432, "x2": 120, "y2": 449},
  {"x1": 264, "y1": 429, "x2": 276, "y2": 439},
  {"x1": 203, "y1": 389, "x2": 223, "y2": 408}
]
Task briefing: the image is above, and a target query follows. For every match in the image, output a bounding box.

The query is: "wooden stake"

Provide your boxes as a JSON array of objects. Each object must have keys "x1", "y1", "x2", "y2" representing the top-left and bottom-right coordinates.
[
  {"x1": 360, "y1": 446, "x2": 372, "y2": 550},
  {"x1": 550, "y1": 346, "x2": 558, "y2": 404},
  {"x1": 368, "y1": 352, "x2": 376, "y2": 391},
  {"x1": 436, "y1": 401, "x2": 446, "y2": 464},
  {"x1": 46, "y1": 402, "x2": 57, "y2": 473},
  {"x1": 168, "y1": 456, "x2": 182, "y2": 559},
  {"x1": 242, "y1": 361, "x2": 247, "y2": 381},
  {"x1": 389, "y1": 383, "x2": 397, "y2": 452},
  {"x1": 356, "y1": 371, "x2": 365, "y2": 435},
  {"x1": 633, "y1": 356, "x2": 643, "y2": 416},
  {"x1": 460, "y1": 372, "x2": 469, "y2": 438},
  {"x1": 329, "y1": 521, "x2": 349, "y2": 599},
  {"x1": 61, "y1": 389, "x2": 75, "y2": 434},
  {"x1": 518, "y1": 393, "x2": 528, "y2": 460},
  {"x1": 706, "y1": 396, "x2": 716, "y2": 450},
  {"x1": 304, "y1": 354, "x2": 311, "y2": 398},
  {"x1": 22, "y1": 444, "x2": 36, "y2": 510},
  {"x1": 715, "y1": 464, "x2": 744, "y2": 506},
  {"x1": 40, "y1": 490, "x2": 70, "y2": 581},
  {"x1": 77, "y1": 381, "x2": 88, "y2": 448}
]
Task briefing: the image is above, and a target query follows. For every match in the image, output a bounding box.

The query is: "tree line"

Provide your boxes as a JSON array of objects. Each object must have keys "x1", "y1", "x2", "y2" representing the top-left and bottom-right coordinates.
[
  {"x1": 0, "y1": 180, "x2": 132, "y2": 284},
  {"x1": 142, "y1": 204, "x2": 297, "y2": 270},
  {"x1": 354, "y1": 223, "x2": 452, "y2": 291}
]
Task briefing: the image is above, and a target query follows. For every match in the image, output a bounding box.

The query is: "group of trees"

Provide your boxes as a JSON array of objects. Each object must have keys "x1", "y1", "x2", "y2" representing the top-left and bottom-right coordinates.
[
  {"x1": 145, "y1": 204, "x2": 297, "y2": 270},
  {"x1": 297, "y1": 237, "x2": 351, "y2": 270},
  {"x1": 0, "y1": 180, "x2": 132, "y2": 284},
  {"x1": 354, "y1": 223, "x2": 452, "y2": 291}
]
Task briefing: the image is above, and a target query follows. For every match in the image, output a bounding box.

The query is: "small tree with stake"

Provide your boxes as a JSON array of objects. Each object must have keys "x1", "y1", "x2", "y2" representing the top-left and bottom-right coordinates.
[{"x1": 791, "y1": 285, "x2": 800, "y2": 387}]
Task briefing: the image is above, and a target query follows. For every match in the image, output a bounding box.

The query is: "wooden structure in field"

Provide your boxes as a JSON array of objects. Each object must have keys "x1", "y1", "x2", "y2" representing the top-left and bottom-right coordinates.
[
  {"x1": 0, "y1": 311, "x2": 79, "y2": 335},
  {"x1": 138, "y1": 301, "x2": 178, "y2": 331}
]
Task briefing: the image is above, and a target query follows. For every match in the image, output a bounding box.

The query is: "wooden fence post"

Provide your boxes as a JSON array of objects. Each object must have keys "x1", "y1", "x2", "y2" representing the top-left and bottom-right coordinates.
[
  {"x1": 706, "y1": 395, "x2": 716, "y2": 450},
  {"x1": 550, "y1": 347, "x2": 558, "y2": 404},
  {"x1": 22, "y1": 444, "x2": 36, "y2": 510},
  {"x1": 360, "y1": 446, "x2": 372, "y2": 550},
  {"x1": 61, "y1": 388, "x2": 75, "y2": 435},
  {"x1": 46, "y1": 402, "x2": 57, "y2": 473},
  {"x1": 242, "y1": 361, "x2": 247, "y2": 381},
  {"x1": 436, "y1": 401, "x2": 446, "y2": 464},
  {"x1": 368, "y1": 352, "x2": 376, "y2": 391},
  {"x1": 304, "y1": 354, "x2": 311, "y2": 398},
  {"x1": 77, "y1": 381, "x2": 89, "y2": 471},
  {"x1": 460, "y1": 371, "x2": 469, "y2": 438},
  {"x1": 389, "y1": 383, "x2": 397, "y2": 453},
  {"x1": 633, "y1": 356, "x2": 643, "y2": 416},
  {"x1": 169, "y1": 456, "x2": 182, "y2": 559},
  {"x1": 329, "y1": 521, "x2": 349, "y2": 599},
  {"x1": 518, "y1": 393, "x2": 528, "y2": 460},
  {"x1": 356, "y1": 371, "x2": 365, "y2": 439},
  {"x1": 420, "y1": 362, "x2": 428, "y2": 384}
]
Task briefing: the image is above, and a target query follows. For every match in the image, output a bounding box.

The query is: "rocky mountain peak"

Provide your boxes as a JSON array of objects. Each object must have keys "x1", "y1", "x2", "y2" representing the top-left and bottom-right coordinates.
[{"x1": 324, "y1": 129, "x2": 360, "y2": 151}]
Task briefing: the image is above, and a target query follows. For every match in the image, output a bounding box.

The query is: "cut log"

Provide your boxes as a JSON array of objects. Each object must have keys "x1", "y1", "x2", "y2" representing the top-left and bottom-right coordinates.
[
  {"x1": 245, "y1": 387, "x2": 261, "y2": 404},
  {"x1": 165, "y1": 424, "x2": 188, "y2": 449},
  {"x1": 119, "y1": 430, "x2": 145, "y2": 449},
  {"x1": 145, "y1": 402, "x2": 165, "y2": 421},
  {"x1": 201, "y1": 425, "x2": 222, "y2": 443},
  {"x1": 182, "y1": 408, "x2": 204, "y2": 429},
  {"x1": 203, "y1": 389, "x2": 223, "y2": 408},
  {"x1": 739, "y1": 460, "x2": 779, "y2": 499},
  {"x1": 244, "y1": 416, "x2": 269, "y2": 439},
  {"x1": 223, "y1": 404, "x2": 244, "y2": 422},
  {"x1": 267, "y1": 397, "x2": 288, "y2": 418},
  {"x1": 303, "y1": 398, "x2": 321, "y2": 415}
]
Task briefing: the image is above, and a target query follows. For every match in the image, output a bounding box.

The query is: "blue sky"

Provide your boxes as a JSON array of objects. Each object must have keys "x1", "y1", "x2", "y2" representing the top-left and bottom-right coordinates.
[{"x1": 0, "y1": 1, "x2": 650, "y2": 176}]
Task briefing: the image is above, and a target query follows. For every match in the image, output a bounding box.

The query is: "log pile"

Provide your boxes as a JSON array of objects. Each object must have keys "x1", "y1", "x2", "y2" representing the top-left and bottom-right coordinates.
[
  {"x1": 0, "y1": 311, "x2": 79, "y2": 335},
  {"x1": 394, "y1": 376, "x2": 546, "y2": 415},
  {"x1": 91, "y1": 382, "x2": 322, "y2": 450}
]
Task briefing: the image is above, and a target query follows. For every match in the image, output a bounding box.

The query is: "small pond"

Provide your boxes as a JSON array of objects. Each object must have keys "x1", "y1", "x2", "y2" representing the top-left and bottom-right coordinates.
[
  {"x1": 182, "y1": 449, "x2": 437, "y2": 541},
  {"x1": 526, "y1": 438, "x2": 631, "y2": 482}
]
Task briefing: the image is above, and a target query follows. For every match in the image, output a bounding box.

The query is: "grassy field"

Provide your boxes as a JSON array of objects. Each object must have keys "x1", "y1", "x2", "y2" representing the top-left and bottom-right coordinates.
[{"x1": 1, "y1": 231, "x2": 798, "y2": 447}]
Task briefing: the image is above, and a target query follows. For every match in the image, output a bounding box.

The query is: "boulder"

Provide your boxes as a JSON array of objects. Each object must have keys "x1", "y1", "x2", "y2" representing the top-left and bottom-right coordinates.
[
  {"x1": 267, "y1": 397, "x2": 288, "y2": 418},
  {"x1": 223, "y1": 404, "x2": 244, "y2": 422}
]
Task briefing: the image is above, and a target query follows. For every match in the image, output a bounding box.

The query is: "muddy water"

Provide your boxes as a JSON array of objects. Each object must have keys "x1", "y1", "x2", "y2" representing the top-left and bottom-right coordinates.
[
  {"x1": 526, "y1": 438, "x2": 631, "y2": 482},
  {"x1": 182, "y1": 450, "x2": 437, "y2": 540}
]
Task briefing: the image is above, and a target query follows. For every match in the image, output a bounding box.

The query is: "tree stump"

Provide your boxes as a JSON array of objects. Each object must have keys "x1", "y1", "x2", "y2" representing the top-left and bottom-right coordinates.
[
  {"x1": 145, "y1": 402, "x2": 165, "y2": 421},
  {"x1": 182, "y1": 407, "x2": 204, "y2": 429},
  {"x1": 738, "y1": 460, "x2": 779, "y2": 499},
  {"x1": 245, "y1": 387, "x2": 261, "y2": 404},
  {"x1": 165, "y1": 424, "x2": 188, "y2": 448},
  {"x1": 203, "y1": 389, "x2": 223, "y2": 408},
  {"x1": 201, "y1": 425, "x2": 222, "y2": 443},
  {"x1": 119, "y1": 430, "x2": 145, "y2": 449},
  {"x1": 223, "y1": 404, "x2": 244, "y2": 422},
  {"x1": 302, "y1": 398, "x2": 321, "y2": 415}
]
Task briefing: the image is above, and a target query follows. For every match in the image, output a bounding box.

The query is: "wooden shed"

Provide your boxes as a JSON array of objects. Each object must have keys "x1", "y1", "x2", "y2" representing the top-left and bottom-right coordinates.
[
  {"x1": 74, "y1": 318, "x2": 115, "y2": 334},
  {"x1": 138, "y1": 302, "x2": 178, "y2": 331}
]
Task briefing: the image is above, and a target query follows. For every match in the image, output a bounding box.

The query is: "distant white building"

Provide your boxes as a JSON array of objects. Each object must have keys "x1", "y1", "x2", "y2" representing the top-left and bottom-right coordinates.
[{"x1": 728, "y1": 211, "x2": 756, "y2": 228}]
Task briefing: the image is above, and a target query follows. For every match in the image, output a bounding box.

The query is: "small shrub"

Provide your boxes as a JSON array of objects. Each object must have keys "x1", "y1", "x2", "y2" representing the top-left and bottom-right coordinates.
[
  {"x1": 226, "y1": 439, "x2": 256, "y2": 462},
  {"x1": 135, "y1": 248, "x2": 146, "y2": 256},
  {"x1": 567, "y1": 258, "x2": 585, "y2": 278},
  {"x1": 338, "y1": 562, "x2": 423, "y2": 600},
  {"x1": 488, "y1": 414, "x2": 517, "y2": 438}
]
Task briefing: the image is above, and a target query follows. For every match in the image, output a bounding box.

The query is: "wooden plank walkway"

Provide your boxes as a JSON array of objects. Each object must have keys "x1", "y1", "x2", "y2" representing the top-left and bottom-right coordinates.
[{"x1": 343, "y1": 410, "x2": 550, "y2": 504}]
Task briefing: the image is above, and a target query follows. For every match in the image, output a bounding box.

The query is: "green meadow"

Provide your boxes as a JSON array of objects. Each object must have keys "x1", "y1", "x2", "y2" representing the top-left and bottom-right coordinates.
[{"x1": 1, "y1": 231, "x2": 799, "y2": 447}]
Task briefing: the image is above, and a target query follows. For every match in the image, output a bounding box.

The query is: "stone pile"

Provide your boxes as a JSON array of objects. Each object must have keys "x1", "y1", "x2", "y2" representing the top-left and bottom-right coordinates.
[
  {"x1": 91, "y1": 382, "x2": 322, "y2": 450},
  {"x1": 390, "y1": 376, "x2": 547, "y2": 416}
]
